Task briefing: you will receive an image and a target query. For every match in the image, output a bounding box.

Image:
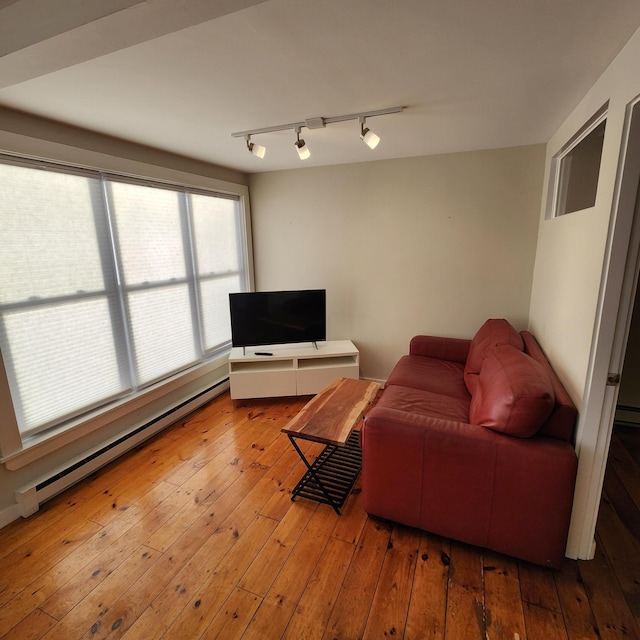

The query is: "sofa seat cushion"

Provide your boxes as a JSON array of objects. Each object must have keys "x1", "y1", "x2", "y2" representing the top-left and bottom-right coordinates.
[
  {"x1": 378, "y1": 384, "x2": 471, "y2": 422},
  {"x1": 470, "y1": 345, "x2": 555, "y2": 438},
  {"x1": 464, "y1": 319, "x2": 524, "y2": 394},
  {"x1": 386, "y1": 355, "x2": 470, "y2": 400}
]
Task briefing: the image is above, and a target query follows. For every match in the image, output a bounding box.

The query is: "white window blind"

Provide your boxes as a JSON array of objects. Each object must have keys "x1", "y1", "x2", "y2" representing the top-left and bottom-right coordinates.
[
  {"x1": 190, "y1": 192, "x2": 244, "y2": 351},
  {"x1": 0, "y1": 158, "x2": 247, "y2": 438},
  {"x1": 108, "y1": 180, "x2": 199, "y2": 386}
]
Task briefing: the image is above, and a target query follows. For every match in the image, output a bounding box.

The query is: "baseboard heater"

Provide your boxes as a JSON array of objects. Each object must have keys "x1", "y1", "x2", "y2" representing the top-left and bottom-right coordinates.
[
  {"x1": 614, "y1": 403, "x2": 640, "y2": 427},
  {"x1": 15, "y1": 378, "x2": 229, "y2": 518}
]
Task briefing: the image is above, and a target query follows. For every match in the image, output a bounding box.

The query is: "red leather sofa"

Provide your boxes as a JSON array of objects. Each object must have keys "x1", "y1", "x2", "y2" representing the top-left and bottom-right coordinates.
[{"x1": 361, "y1": 319, "x2": 578, "y2": 568}]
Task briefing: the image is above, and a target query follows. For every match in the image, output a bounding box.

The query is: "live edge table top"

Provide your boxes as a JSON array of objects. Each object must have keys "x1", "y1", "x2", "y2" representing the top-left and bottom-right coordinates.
[{"x1": 281, "y1": 377, "x2": 380, "y2": 446}]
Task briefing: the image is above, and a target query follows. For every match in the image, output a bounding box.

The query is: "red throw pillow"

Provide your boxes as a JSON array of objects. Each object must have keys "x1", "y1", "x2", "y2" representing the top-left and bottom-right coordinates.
[
  {"x1": 464, "y1": 319, "x2": 524, "y2": 394},
  {"x1": 469, "y1": 345, "x2": 555, "y2": 438}
]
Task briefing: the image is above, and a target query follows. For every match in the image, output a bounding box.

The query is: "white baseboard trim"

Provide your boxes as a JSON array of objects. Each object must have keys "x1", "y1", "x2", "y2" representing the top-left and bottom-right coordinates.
[{"x1": 0, "y1": 502, "x2": 21, "y2": 530}]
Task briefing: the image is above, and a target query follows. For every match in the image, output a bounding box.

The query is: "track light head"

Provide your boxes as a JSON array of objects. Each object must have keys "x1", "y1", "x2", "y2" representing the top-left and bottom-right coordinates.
[
  {"x1": 294, "y1": 127, "x2": 310, "y2": 160},
  {"x1": 360, "y1": 117, "x2": 380, "y2": 149},
  {"x1": 245, "y1": 135, "x2": 266, "y2": 159}
]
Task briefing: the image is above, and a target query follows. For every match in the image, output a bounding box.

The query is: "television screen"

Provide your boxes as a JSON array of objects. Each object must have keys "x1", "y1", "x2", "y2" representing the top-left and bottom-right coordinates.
[{"x1": 229, "y1": 289, "x2": 326, "y2": 348}]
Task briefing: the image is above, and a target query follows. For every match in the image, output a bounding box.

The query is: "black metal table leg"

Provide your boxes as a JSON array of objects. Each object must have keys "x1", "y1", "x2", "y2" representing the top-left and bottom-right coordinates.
[{"x1": 287, "y1": 431, "x2": 362, "y2": 515}]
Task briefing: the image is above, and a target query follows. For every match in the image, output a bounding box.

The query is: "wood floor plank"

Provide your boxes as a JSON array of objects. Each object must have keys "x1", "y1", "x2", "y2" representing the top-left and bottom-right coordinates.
[
  {"x1": 93, "y1": 463, "x2": 271, "y2": 640},
  {"x1": 91, "y1": 527, "x2": 242, "y2": 640},
  {"x1": 361, "y1": 524, "x2": 421, "y2": 640},
  {"x1": 0, "y1": 512, "x2": 129, "y2": 632},
  {"x1": 229, "y1": 445, "x2": 311, "y2": 532},
  {"x1": 143, "y1": 443, "x2": 271, "y2": 553},
  {"x1": 578, "y1": 537, "x2": 640, "y2": 640},
  {"x1": 330, "y1": 480, "x2": 368, "y2": 545},
  {"x1": 442, "y1": 541, "x2": 485, "y2": 640},
  {"x1": 213, "y1": 465, "x2": 282, "y2": 533},
  {"x1": 0, "y1": 504, "x2": 80, "y2": 564},
  {"x1": 0, "y1": 518, "x2": 104, "y2": 609},
  {"x1": 482, "y1": 551, "x2": 526, "y2": 640},
  {"x1": 241, "y1": 504, "x2": 336, "y2": 639},
  {"x1": 607, "y1": 430, "x2": 640, "y2": 512},
  {"x1": 143, "y1": 421, "x2": 231, "y2": 479},
  {"x1": 0, "y1": 607, "x2": 57, "y2": 640},
  {"x1": 199, "y1": 587, "x2": 261, "y2": 640},
  {"x1": 39, "y1": 535, "x2": 146, "y2": 622},
  {"x1": 238, "y1": 499, "x2": 317, "y2": 598},
  {"x1": 142, "y1": 461, "x2": 241, "y2": 553},
  {"x1": 258, "y1": 455, "x2": 315, "y2": 521},
  {"x1": 322, "y1": 517, "x2": 392, "y2": 640},
  {"x1": 518, "y1": 561, "x2": 563, "y2": 613},
  {"x1": 40, "y1": 545, "x2": 160, "y2": 640},
  {"x1": 254, "y1": 421, "x2": 307, "y2": 470},
  {"x1": 80, "y1": 436, "x2": 229, "y2": 528},
  {"x1": 522, "y1": 601, "x2": 569, "y2": 640},
  {"x1": 519, "y1": 561, "x2": 567, "y2": 640},
  {"x1": 603, "y1": 458, "x2": 640, "y2": 543},
  {"x1": 159, "y1": 514, "x2": 278, "y2": 640},
  {"x1": 281, "y1": 536, "x2": 355, "y2": 640},
  {"x1": 0, "y1": 585, "x2": 47, "y2": 638},
  {"x1": 595, "y1": 489, "x2": 640, "y2": 620},
  {"x1": 43, "y1": 482, "x2": 194, "y2": 619},
  {"x1": 553, "y1": 558, "x2": 601, "y2": 640},
  {"x1": 36, "y1": 483, "x2": 191, "y2": 621},
  {"x1": 403, "y1": 532, "x2": 451, "y2": 640}
]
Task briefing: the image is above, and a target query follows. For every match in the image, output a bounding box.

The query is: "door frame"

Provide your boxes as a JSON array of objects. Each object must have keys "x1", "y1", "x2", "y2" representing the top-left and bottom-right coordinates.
[{"x1": 567, "y1": 94, "x2": 640, "y2": 559}]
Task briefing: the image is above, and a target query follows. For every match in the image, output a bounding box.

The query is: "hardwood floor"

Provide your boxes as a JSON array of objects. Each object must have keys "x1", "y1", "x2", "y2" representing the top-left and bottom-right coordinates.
[{"x1": 1, "y1": 392, "x2": 639, "y2": 639}]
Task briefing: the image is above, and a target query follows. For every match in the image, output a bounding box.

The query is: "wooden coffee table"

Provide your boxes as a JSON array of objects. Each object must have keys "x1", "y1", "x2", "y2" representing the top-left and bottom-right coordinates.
[{"x1": 282, "y1": 377, "x2": 380, "y2": 514}]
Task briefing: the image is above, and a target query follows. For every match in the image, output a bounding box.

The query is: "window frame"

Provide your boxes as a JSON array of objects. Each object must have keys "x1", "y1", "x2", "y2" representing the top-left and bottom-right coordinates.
[
  {"x1": 546, "y1": 104, "x2": 608, "y2": 220},
  {"x1": 0, "y1": 152, "x2": 252, "y2": 462}
]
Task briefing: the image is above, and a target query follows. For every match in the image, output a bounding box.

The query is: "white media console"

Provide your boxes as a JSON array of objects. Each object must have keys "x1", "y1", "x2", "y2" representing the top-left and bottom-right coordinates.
[{"x1": 228, "y1": 340, "x2": 359, "y2": 400}]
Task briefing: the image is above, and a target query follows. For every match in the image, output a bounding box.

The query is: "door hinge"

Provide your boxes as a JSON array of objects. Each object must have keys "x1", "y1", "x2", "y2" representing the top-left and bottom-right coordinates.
[{"x1": 607, "y1": 372, "x2": 621, "y2": 386}]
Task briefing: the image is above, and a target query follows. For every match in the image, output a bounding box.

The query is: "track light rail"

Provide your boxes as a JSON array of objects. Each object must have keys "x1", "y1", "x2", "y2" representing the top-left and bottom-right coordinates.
[{"x1": 230, "y1": 106, "x2": 404, "y2": 138}]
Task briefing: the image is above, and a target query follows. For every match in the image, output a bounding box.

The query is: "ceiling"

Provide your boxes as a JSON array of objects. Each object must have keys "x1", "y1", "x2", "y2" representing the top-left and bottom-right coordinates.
[{"x1": 1, "y1": 0, "x2": 640, "y2": 174}]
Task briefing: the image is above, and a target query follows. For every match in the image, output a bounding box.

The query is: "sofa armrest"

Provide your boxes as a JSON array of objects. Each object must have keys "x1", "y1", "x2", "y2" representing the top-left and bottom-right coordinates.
[{"x1": 409, "y1": 335, "x2": 471, "y2": 363}]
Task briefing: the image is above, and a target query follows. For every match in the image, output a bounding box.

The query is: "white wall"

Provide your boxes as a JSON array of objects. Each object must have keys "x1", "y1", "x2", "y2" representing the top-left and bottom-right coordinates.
[
  {"x1": 249, "y1": 145, "x2": 546, "y2": 381},
  {"x1": 529, "y1": 26, "x2": 640, "y2": 558}
]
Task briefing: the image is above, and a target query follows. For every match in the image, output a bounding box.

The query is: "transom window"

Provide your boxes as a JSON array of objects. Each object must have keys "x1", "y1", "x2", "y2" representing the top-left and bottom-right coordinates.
[
  {"x1": 547, "y1": 106, "x2": 607, "y2": 218},
  {"x1": 0, "y1": 156, "x2": 249, "y2": 438}
]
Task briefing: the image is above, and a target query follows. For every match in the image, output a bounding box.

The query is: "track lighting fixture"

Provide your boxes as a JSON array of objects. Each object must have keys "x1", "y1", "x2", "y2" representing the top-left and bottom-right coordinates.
[
  {"x1": 245, "y1": 134, "x2": 266, "y2": 159},
  {"x1": 359, "y1": 116, "x2": 380, "y2": 149},
  {"x1": 231, "y1": 105, "x2": 404, "y2": 160},
  {"x1": 294, "y1": 127, "x2": 310, "y2": 160}
]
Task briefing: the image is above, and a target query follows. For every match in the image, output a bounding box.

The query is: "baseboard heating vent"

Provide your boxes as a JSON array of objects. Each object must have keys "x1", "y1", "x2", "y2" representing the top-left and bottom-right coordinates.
[
  {"x1": 15, "y1": 378, "x2": 229, "y2": 517},
  {"x1": 614, "y1": 404, "x2": 640, "y2": 427}
]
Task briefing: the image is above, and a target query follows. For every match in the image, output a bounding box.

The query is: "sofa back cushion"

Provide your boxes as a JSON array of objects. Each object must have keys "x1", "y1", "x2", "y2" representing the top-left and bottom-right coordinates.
[
  {"x1": 521, "y1": 331, "x2": 577, "y2": 441},
  {"x1": 470, "y1": 345, "x2": 555, "y2": 438},
  {"x1": 464, "y1": 319, "x2": 524, "y2": 394}
]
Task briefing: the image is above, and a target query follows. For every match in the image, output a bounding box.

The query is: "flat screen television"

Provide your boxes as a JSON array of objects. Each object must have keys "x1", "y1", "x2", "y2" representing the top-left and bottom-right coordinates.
[{"x1": 229, "y1": 289, "x2": 326, "y2": 349}]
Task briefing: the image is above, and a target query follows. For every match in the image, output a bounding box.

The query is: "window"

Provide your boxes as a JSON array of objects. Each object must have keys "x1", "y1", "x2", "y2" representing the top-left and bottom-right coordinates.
[
  {"x1": 548, "y1": 107, "x2": 607, "y2": 218},
  {"x1": 0, "y1": 157, "x2": 248, "y2": 438}
]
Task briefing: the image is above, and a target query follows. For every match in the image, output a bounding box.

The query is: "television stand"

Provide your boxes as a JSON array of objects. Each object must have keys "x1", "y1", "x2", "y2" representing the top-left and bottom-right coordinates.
[{"x1": 228, "y1": 340, "x2": 359, "y2": 401}]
